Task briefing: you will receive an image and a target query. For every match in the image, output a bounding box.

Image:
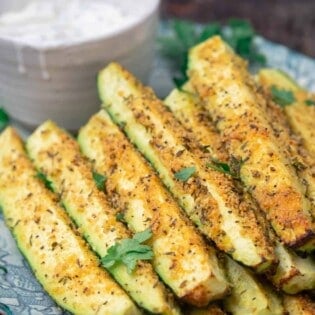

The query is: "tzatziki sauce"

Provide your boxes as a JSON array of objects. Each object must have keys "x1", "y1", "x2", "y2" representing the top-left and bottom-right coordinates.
[{"x1": 0, "y1": 0, "x2": 136, "y2": 48}]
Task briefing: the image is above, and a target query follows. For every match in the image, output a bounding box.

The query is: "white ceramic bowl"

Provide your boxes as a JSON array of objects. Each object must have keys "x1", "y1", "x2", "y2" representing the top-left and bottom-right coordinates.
[{"x1": 0, "y1": 0, "x2": 160, "y2": 130}]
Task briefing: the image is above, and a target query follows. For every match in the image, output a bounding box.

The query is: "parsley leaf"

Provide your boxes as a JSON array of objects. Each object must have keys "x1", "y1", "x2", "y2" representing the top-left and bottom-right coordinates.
[
  {"x1": 271, "y1": 86, "x2": 296, "y2": 107},
  {"x1": 174, "y1": 166, "x2": 196, "y2": 181},
  {"x1": 224, "y1": 19, "x2": 266, "y2": 65},
  {"x1": 116, "y1": 212, "x2": 126, "y2": 223},
  {"x1": 93, "y1": 172, "x2": 107, "y2": 191},
  {"x1": 101, "y1": 228, "x2": 153, "y2": 274},
  {"x1": 159, "y1": 18, "x2": 266, "y2": 87},
  {"x1": 305, "y1": 99, "x2": 315, "y2": 106},
  {"x1": 133, "y1": 229, "x2": 153, "y2": 243},
  {"x1": 0, "y1": 107, "x2": 9, "y2": 132},
  {"x1": 36, "y1": 172, "x2": 53, "y2": 191},
  {"x1": 207, "y1": 157, "x2": 243, "y2": 179},
  {"x1": 198, "y1": 23, "x2": 221, "y2": 43},
  {"x1": 206, "y1": 159, "x2": 231, "y2": 176}
]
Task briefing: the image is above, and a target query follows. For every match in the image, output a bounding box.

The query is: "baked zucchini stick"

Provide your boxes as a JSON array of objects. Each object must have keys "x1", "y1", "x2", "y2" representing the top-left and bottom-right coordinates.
[
  {"x1": 223, "y1": 257, "x2": 284, "y2": 315},
  {"x1": 283, "y1": 294, "x2": 315, "y2": 315},
  {"x1": 188, "y1": 36, "x2": 315, "y2": 250},
  {"x1": 27, "y1": 121, "x2": 180, "y2": 315},
  {"x1": 164, "y1": 86, "x2": 229, "y2": 163},
  {"x1": 98, "y1": 62, "x2": 276, "y2": 272},
  {"x1": 0, "y1": 127, "x2": 139, "y2": 315},
  {"x1": 165, "y1": 87, "x2": 315, "y2": 294},
  {"x1": 272, "y1": 241, "x2": 315, "y2": 294},
  {"x1": 258, "y1": 89, "x2": 315, "y2": 217},
  {"x1": 258, "y1": 68, "x2": 315, "y2": 160},
  {"x1": 78, "y1": 110, "x2": 229, "y2": 306}
]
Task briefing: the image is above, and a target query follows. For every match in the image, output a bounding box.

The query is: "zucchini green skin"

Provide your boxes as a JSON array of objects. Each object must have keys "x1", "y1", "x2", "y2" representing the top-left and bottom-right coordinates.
[
  {"x1": 165, "y1": 88, "x2": 315, "y2": 294},
  {"x1": 97, "y1": 62, "x2": 276, "y2": 272},
  {"x1": 0, "y1": 127, "x2": 139, "y2": 315},
  {"x1": 78, "y1": 110, "x2": 229, "y2": 306},
  {"x1": 223, "y1": 257, "x2": 284, "y2": 315},
  {"x1": 27, "y1": 121, "x2": 180, "y2": 315},
  {"x1": 188, "y1": 36, "x2": 315, "y2": 251}
]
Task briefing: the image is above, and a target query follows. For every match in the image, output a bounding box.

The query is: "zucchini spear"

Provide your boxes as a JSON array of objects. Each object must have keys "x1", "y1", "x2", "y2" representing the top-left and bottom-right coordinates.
[
  {"x1": 164, "y1": 86, "x2": 228, "y2": 163},
  {"x1": 283, "y1": 294, "x2": 315, "y2": 315},
  {"x1": 98, "y1": 62, "x2": 276, "y2": 272},
  {"x1": 78, "y1": 109, "x2": 229, "y2": 306},
  {"x1": 223, "y1": 257, "x2": 284, "y2": 315},
  {"x1": 258, "y1": 68, "x2": 315, "y2": 160},
  {"x1": 256, "y1": 87, "x2": 315, "y2": 219},
  {"x1": 78, "y1": 111, "x2": 289, "y2": 314},
  {"x1": 27, "y1": 121, "x2": 180, "y2": 315},
  {"x1": 188, "y1": 36, "x2": 315, "y2": 251},
  {"x1": 0, "y1": 127, "x2": 139, "y2": 315},
  {"x1": 165, "y1": 87, "x2": 315, "y2": 294}
]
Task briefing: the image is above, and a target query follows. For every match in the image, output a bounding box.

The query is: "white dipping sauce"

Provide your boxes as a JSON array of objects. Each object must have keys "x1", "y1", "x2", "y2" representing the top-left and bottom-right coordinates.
[{"x1": 0, "y1": 0, "x2": 136, "y2": 48}]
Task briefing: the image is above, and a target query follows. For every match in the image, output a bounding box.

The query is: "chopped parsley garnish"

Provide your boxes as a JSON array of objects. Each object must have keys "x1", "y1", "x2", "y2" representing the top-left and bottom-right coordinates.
[
  {"x1": 36, "y1": 172, "x2": 53, "y2": 191},
  {"x1": 0, "y1": 303, "x2": 13, "y2": 315},
  {"x1": 101, "y1": 228, "x2": 153, "y2": 274},
  {"x1": 0, "y1": 107, "x2": 9, "y2": 132},
  {"x1": 305, "y1": 99, "x2": 315, "y2": 106},
  {"x1": 174, "y1": 166, "x2": 196, "y2": 181},
  {"x1": 116, "y1": 212, "x2": 126, "y2": 223},
  {"x1": 271, "y1": 86, "x2": 296, "y2": 107},
  {"x1": 207, "y1": 157, "x2": 243, "y2": 179},
  {"x1": 207, "y1": 159, "x2": 231, "y2": 176},
  {"x1": 159, "y1": 19, "x2": 266, "y2": 87},
  {"x1": 93, "y1": 172, "x2": 107, "y2": 191}
]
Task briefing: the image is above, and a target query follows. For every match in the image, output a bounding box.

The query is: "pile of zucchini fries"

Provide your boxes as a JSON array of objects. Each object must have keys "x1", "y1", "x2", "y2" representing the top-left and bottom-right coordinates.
[{"x1": 1, "y1": 36, "x2": 315, "y2": 314}]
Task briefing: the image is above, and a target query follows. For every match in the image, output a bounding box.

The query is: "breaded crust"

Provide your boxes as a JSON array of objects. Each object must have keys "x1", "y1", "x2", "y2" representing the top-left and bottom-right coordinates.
[
  {"x1": 98, "y1": 62, "x2": 276, "y2": 271},
  {"x1": 0, "y1": 127, "x2": 139, "y2": 315},
  {"x1": 78, "y1": 110, "x2": 229, "y2": 306},
  {"x1": 27, "y1": 121, "x2": 179, "y2": 315},
  {"x1": 165, "y1": 87, "x2": 315, "y2": 293},
  {"x1": 283, "y1": 294, "x2": 315, "y2": 315},
  {"x1": 188, "y1": 36, "x2": 315, "y2": 250},
  {"x1": 258, "y1": 69, "x2": 315, "y2": 160}
]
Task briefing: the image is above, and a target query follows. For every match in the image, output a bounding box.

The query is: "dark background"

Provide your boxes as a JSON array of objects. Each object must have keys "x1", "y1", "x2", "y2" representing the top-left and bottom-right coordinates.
[{"x1": 161, "y1": 0, "x2": 315, "y2": 58}]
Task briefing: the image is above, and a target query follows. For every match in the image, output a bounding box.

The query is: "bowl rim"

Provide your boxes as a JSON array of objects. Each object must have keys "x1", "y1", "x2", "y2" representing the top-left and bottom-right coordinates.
[{"x1": 0, "y1": 0, "x2": 160, "y2": 51}]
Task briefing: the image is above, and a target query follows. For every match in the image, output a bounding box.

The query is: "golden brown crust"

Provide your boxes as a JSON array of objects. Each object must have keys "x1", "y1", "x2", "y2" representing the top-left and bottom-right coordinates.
[
  {"x1": 258, "y1": 88, "x2": 315, "y2": 217},
  {"x1": 27, "y1": 121, "x2": 177, "y2": 314},
  {"x1": 99, "y1": 63, "x2": 276, "y2": 271},
  {"x1": 164, "y1": 87, "x2": 229, "y2": 162},
  {"x1": 0, "y1": 127, "x2": 138, "y2": 315},
  {"x1": 284, "y1": 294, "x2": 315, "y2": 315},
  {"x1": 188, "y1": 36, "x2": 315, "y2": 249},
  {"x1": 79, "y1": 110, "x2": 229, "y2": 306},
  {"x1": 258, "y1": 69, "x2": 315, "y2": 160},
  {"x1": 164, "y1": 88, "x2": 315, "y2": 294}
]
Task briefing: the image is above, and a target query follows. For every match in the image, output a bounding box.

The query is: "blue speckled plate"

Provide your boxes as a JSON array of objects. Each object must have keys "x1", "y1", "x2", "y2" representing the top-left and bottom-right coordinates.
[{"x1": 1, "y1": 25, "x2": 315, "y2": 315}]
